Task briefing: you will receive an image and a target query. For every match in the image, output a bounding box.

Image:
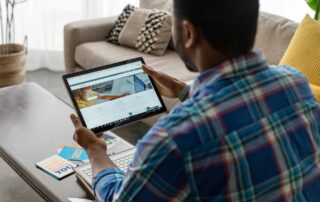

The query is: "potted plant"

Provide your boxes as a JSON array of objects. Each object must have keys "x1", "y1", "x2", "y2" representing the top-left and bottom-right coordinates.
[
  {"x1": 0, "y1": 0, "x2": 27, "y2": 87},
  {"x1": 306, "y1": 0, "x2": 320, "y2": 20}
]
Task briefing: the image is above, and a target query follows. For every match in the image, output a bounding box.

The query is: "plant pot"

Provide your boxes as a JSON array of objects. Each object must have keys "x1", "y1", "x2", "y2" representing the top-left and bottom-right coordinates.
[{"x1": 0, "y1": 44, "x2": 27, "y2": 87}]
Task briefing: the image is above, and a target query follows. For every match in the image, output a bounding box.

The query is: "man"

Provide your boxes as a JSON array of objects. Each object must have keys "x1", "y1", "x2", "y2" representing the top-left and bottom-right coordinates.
[{"x1": 70, "y1": 0, "x2": 320, "y2": 201}]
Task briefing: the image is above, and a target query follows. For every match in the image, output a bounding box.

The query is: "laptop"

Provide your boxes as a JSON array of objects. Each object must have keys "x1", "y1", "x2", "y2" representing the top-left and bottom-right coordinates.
[{"x1": 74, "y1": 132, "x2": 135, "y2": 194}]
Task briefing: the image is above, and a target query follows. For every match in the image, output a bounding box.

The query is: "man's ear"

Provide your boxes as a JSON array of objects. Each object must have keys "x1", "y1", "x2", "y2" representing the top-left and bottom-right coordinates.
[{"x1": 181, "y1": 20, "x2": 199, "y2": 49}]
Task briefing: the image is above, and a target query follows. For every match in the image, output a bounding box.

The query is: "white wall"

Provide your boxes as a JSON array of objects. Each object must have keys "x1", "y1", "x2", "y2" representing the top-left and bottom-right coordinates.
[
  {"x1": 13, "y1": 0, "x2": 139, "y2": 71},
  {"x1": 260, "y1": 0, "x2": 314, "y2": 22}
]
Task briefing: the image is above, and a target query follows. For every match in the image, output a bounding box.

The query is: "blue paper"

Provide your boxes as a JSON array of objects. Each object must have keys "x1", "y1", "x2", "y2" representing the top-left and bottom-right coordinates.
[{"x1": 58, "y1": 146, "x2": 88, "y2": 161}]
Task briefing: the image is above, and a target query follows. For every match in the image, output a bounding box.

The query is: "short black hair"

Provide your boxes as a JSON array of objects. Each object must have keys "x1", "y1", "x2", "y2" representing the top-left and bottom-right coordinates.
[{"x1": 173, "y1": 0, "x2": 259, "y2": 57}]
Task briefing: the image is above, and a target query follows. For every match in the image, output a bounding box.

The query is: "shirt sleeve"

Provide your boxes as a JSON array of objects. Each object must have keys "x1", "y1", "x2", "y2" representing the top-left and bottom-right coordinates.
[
  {"x1": 93, "y1": 124, "x2": 190, "y2": 202},
  {"x1": 178, "y1": 85, "x2": 191, "y2": 102},
  {"x1": 92, "y1": 167, "x2": 125, "y2": 201}
]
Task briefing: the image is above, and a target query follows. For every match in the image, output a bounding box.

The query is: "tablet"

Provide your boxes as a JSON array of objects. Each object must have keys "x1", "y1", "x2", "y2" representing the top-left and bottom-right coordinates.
[{"x1": 63, "y1": 57, "x2": 167, "y2": 133}]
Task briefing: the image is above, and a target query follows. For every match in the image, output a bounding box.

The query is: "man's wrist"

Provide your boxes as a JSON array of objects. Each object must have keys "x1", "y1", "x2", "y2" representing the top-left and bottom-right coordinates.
[
  {"x1": 86, "y1": 142, "x2": 106, "y2": 156},
  {"x1": 85, "y1": 142, "x2": 116, "y2": 177}
]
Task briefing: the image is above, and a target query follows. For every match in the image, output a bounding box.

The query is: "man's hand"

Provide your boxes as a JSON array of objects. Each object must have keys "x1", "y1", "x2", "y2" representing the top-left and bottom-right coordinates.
[
  {"x1": 142, "y1": 64, "x2": 187, "y2": 98},
  {"x1": 70, "y1": 114, "x2": 116, "y2": 176},
  {"x1": 70, "y1": 114, "x2": 106, "y2": 151}
]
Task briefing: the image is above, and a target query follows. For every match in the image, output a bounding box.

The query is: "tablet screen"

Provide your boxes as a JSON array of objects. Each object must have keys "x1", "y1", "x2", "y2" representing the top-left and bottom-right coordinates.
[{"x1": 63, "y1": 58, "x2": 166, "y2": 133}]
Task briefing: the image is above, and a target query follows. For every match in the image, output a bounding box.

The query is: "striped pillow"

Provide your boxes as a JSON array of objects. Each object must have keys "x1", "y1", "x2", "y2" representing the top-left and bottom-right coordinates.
[
  {"x1": 106, "y1": 4, "x2": 137, "y2": 44},
  {"x1": 107, "y1": 5, "x2": 172, "y2": 56}
]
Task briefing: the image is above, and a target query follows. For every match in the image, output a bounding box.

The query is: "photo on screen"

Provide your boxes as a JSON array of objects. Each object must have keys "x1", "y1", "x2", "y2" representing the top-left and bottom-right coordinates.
[{"x1": 72, "y1": 73, "x2": 154, "y2": 109}]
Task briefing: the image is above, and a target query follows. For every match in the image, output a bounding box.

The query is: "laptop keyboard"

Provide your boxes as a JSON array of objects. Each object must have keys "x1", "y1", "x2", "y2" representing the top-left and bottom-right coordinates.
[
  {"x1": 83, "y1": 167, "x2": 93, "y2": 179},
  {"x1": 113, "y1": 153, "x2": 133, "y2": 171},
  {"x1": 82, "y1": 153, "x2": 133, "y2": 179}
]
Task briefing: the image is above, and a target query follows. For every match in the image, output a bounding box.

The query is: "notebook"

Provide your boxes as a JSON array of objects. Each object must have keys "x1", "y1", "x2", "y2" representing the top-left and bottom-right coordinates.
[{"x1": 36, "y1": 155, "x2": 76, "y2": 180}]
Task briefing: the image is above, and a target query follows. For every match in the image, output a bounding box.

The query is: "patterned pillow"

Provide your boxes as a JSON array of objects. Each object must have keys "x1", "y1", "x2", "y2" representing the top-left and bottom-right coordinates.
[
  {"x1": 134, "y1": 10, "x2": 172, "y2": 55},
  {"x1": 115, "y1": 8, "x2": 172, "y2": 56},
  {"x1": 106, "y1": 4, "x2": 137, "y2": 44}
]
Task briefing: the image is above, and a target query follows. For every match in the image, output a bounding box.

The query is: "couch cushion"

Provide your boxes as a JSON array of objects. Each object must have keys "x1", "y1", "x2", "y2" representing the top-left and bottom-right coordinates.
[
  {"x1": 75, "y1": 41, "x2": 198, "y2": 82},
  {"x1": 140, "y1": 0, "x2": 172, "y2": 12},
  {"x1": 254, "y1": 12, "x2": 298, "y2": 65}
]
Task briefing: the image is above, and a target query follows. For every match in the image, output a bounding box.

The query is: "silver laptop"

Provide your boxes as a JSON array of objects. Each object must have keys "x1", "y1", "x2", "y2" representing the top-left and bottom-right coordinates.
[{"x1": 74, "y1": 132, "x2": 135, "y2": 191}]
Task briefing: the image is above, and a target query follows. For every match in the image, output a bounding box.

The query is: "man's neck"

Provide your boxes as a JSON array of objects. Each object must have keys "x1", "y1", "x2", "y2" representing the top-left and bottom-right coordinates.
[
  {"x1": 194, "y1": 38, "x2": 252, "y2": 73},
  {"x1": 194, "y1": 43, "x2": 227, "y2": 73}
]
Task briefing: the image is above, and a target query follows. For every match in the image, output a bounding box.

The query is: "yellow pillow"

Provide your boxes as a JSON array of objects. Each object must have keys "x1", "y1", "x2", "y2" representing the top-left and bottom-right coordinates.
[
  {"x1": 310, "y1": 84, "x2": 320, "y2": 101},
  {"x1": 280, "y1": 15, "x2": 320, "y2": 102}
]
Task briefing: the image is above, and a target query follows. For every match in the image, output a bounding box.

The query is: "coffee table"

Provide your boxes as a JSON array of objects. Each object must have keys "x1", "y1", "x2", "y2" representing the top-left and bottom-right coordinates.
[{"x1": 0, "y1": 83, "x2": 148, "y2": 201}]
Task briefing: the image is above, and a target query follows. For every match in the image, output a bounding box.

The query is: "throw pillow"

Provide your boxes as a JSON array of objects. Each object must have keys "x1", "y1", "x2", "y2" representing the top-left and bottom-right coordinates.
[
  {"x1": 279, "y1": 15, "x2": 320, "y2": 101},
  {"x1": 106, "y1": 4, "x2": 137, "y2": 44},
  {"x1": 107, "y1": 5, "x2": 172, "y2": 56},
  {"x1": 140, "y1": 0, "x2": 175, "y2": 49},
  {"x1": 118, "y1": 9, "x2": 172, "y2": 56},
  {"x1": 310, "y1": 84, "x2": 320, "y2": 101}
]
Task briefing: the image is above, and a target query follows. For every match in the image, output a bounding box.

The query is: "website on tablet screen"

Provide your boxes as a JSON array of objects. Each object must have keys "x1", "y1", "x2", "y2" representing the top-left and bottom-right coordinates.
[{"x1": 66, "y1": 61, "x2": 163, "y2": 129}]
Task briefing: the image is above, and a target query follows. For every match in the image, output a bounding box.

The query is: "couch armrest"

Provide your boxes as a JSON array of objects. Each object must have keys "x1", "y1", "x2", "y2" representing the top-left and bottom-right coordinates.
[{"x1": 64, "y1": 16, "x2": 117, "y2": 73}]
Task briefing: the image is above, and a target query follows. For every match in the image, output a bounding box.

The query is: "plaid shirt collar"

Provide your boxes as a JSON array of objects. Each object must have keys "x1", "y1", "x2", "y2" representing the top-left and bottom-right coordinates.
[{"x1": 190, "y1": 51, "x2": 268, "y2": 95}]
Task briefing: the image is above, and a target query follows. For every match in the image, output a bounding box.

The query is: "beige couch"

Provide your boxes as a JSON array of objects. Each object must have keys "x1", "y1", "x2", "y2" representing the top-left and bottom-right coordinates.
[
  {"x1": 64, "y1": 1, "x2": 298, "y2": 75},
  {"x1": 64, "y1": 0, "x2": 298, "y2": 124}
]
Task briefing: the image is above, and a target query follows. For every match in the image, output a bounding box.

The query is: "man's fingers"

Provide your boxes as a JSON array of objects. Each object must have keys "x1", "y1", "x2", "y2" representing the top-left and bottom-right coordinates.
[
  {"x1": 73, "y1": 132, "x2": 77, "y2": 141},
  {"x1": 96, "y1": 132, "x2": 104, "y2": 138},
  {"x1": 142, "y1": 64, "x2": 161, "y2": 79},
  {"x1": 70, "y1": 114, "x2": 83, "y2": 129}
]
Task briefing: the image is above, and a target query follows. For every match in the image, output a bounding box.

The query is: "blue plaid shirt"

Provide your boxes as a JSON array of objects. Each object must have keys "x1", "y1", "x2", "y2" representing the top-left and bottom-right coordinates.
[{"x1": 93, "y1": 51, "x2": 320, "y2": 202}]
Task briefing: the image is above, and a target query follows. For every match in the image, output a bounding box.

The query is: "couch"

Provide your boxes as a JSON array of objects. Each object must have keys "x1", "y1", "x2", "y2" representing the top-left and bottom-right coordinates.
[{"x1": 64, "y1": 0, "x2": 298, "y2": 125}]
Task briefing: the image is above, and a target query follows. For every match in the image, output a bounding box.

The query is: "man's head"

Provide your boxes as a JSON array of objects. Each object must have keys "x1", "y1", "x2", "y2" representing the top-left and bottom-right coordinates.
[{"x1": 172, "y1": 0, "x2": 259, "y2": 72}]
